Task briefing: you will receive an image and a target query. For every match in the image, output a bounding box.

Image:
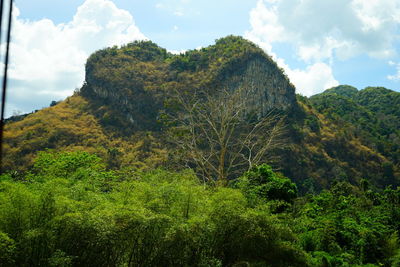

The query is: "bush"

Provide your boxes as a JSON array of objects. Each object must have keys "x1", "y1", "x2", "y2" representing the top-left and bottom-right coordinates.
[{"x1": 235, "y1": 164, "x2": 298, "y2": 206}]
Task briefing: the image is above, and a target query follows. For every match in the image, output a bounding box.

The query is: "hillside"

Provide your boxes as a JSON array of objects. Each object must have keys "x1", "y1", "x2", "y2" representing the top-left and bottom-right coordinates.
[
  {"x1": 304, "y1": 86, "x2": 400, "y2": 187},
  {"x1": 2, "y1": 95, "x2": 168, "y2": 172},
  {"x1": 3, "y1": 36, "x2": 296, "y2": 171},
  {"x1": 310, "y1": 85, "x2": 400, "y2": 164},
  {"x1": 283, "y1": 86, "x2": 400, "y2": 191},
  {"x1": 3, "y1": 36, "x2": 399, "y2": 190}
]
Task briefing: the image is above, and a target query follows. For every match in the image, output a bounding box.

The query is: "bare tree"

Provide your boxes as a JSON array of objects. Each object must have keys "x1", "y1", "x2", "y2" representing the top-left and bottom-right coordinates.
[{"x1": 166, "y1": 85, "x2": 286, "y2": 186}]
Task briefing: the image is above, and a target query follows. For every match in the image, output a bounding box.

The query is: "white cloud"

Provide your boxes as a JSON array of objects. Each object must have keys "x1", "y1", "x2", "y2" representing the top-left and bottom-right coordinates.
[
  {"x1": 388, "y1": 61, "x2": 400, "y2": 81},
  {"x1": 284, "y1": 63, "x2": 339, "y2": 96},
  {"x1": 266, "y1": 54, "x2": 339, "y2": 96},
  {"x1": 155, "y1": 0, "x2": 191, "y2": 17},
  {"x1": 245, "y1": 0, "x2": 400, "y2": 95},
  {"x1": 5, "y1": 0, "x2": 146, "y2": 116},
  {"x1": 173, "y1": 10, "x2": 184, "y2": 17}
]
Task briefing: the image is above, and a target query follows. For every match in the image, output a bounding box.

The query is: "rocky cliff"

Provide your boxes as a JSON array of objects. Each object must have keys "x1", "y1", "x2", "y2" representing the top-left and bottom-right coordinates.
[{"x1": 81, "y1": 36, "x2": 296, "y2": 130}]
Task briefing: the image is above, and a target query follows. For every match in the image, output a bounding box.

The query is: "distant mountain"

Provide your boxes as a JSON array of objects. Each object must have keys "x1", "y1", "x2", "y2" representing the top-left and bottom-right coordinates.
[{"x1": 3, "y1": 36, "x2": 399, "y2": 191}]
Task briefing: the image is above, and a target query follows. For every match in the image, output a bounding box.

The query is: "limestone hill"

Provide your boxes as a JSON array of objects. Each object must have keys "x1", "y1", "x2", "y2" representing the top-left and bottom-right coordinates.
[{"x1": 3, "y1": 36, "x2": 399, "y2": 191}]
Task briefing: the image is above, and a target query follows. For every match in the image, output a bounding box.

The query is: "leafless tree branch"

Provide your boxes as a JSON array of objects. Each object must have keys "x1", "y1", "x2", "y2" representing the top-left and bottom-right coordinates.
[{"x1": 165, "y1": 85, "x2": 287, "y2": 185}]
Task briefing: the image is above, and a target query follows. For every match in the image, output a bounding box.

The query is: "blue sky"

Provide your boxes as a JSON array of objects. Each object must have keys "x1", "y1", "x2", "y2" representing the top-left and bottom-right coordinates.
[
  {"x1": 4, "y1": 0, "x2": 400, "y2": 116},
  {"x1": 15, "y1": 0, "x2": 257, "y2": 49}
]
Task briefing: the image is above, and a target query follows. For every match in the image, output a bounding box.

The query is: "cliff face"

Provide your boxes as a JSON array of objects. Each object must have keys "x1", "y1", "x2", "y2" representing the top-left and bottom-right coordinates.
[
  {"x1": 81, "y1": 36, "x2": 296, "y2": 130},
  {"x1": 218, "y1": 57, "x2": 295, "y2": 118}
]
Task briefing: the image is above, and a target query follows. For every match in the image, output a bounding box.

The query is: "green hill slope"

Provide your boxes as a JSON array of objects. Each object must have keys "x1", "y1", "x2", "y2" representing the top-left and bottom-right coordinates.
[
  {"x1": 310, "y1": 86, "x2": 399, "y2": 165},
  {"x1": 298, "y1": 86, "x2": 400, "y2": 189}
]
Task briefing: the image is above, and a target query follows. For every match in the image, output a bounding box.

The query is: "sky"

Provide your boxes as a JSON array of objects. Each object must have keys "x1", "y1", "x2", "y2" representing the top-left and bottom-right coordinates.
[{"x1": 3, "y1": 0, "x2": 400, "y2": 116}]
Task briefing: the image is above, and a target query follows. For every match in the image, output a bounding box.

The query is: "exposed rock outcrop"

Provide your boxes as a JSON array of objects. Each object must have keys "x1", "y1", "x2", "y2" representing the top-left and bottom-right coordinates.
[{"x1": 82, "y1": 36, "x2": 296, "y2": 130}]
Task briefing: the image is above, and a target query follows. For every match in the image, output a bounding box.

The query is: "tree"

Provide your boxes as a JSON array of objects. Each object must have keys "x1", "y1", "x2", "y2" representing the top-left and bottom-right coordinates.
[
  {"x1": 236, "y1": 164, "x2": 298, "y2": 207},
  {"x1": 166, "y1": 85, "x2": 286, "y2": 185},
  {"x1": 0, "y1": 232, "x2": 16, "y2": 266}
]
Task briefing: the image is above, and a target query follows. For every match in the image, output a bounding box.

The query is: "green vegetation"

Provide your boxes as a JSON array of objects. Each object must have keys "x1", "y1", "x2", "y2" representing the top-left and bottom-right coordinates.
[
  {"x1": 310, "y1": 85, "x2": 400, "y2": 163},
  {"x1": 2, "y1": 95, "x2": 167, "y2": 172},
  {"x1": 2, "y1": 36, "x2": 400, "y2": 266},
  {"x1": 306, "y1": 86, "x2": 400, "y2": 187},
  {"x1": 1, "y1": 151, "x2": 399, "y2": 266}
]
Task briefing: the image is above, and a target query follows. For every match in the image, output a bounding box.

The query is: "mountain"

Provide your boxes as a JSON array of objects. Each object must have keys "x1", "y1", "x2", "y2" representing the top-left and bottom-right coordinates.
[
  {"x1": 81, "y1": 35, "x2": 296, "y2": 132},
  {"x1": 3, "y1": 36, "x2": 399, "y2": 191},
  {"x1": 3, "y1": 36, "x2": 296, "y2": 170}
]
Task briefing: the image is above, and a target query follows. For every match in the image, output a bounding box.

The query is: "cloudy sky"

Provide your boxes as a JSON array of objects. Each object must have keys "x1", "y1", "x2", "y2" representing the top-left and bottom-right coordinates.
[{"x1": 3, "y1": 0, "x2": 400, "y2": 116}]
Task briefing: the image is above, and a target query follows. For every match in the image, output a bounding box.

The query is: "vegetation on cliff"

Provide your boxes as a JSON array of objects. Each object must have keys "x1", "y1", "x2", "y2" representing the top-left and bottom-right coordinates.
[{"x1": 82, "y1": 36, "x2": 295, "y2": 132}]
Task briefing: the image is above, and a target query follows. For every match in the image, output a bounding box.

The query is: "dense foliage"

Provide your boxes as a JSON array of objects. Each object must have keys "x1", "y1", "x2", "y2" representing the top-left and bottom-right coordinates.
[
  {"x1": 1, "y1": 151, "x2": 399, "y2": 266},
  {"x1": 311, "y1": 86, "x2": 400, "y2": 162},
  {"x1": 306, "y1": 86, "x2": 400, "y2": 187},
  {"x1": 2, "y1": 36, "x2": 400, "y2": 267}
]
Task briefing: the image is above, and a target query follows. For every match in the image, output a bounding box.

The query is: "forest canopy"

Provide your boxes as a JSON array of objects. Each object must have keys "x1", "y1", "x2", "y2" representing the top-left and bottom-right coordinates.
[{"x1": 1, "y1": 151, "x2": 400, "y2": 266}]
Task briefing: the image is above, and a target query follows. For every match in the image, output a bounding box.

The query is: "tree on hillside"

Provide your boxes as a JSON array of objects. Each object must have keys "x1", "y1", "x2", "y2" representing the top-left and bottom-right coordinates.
[{"x1": 166, "y1": 86, "x2": 286, "y2": 185}]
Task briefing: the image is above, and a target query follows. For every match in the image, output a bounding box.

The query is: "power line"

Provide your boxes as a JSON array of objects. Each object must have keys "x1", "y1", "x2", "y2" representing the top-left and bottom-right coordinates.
[
  {"x1": 0, "y1": 0, "x2": 14, "y2": 173},
  {"x1": 0, "y1": 0, "x2": 4, "y2": 44}
]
